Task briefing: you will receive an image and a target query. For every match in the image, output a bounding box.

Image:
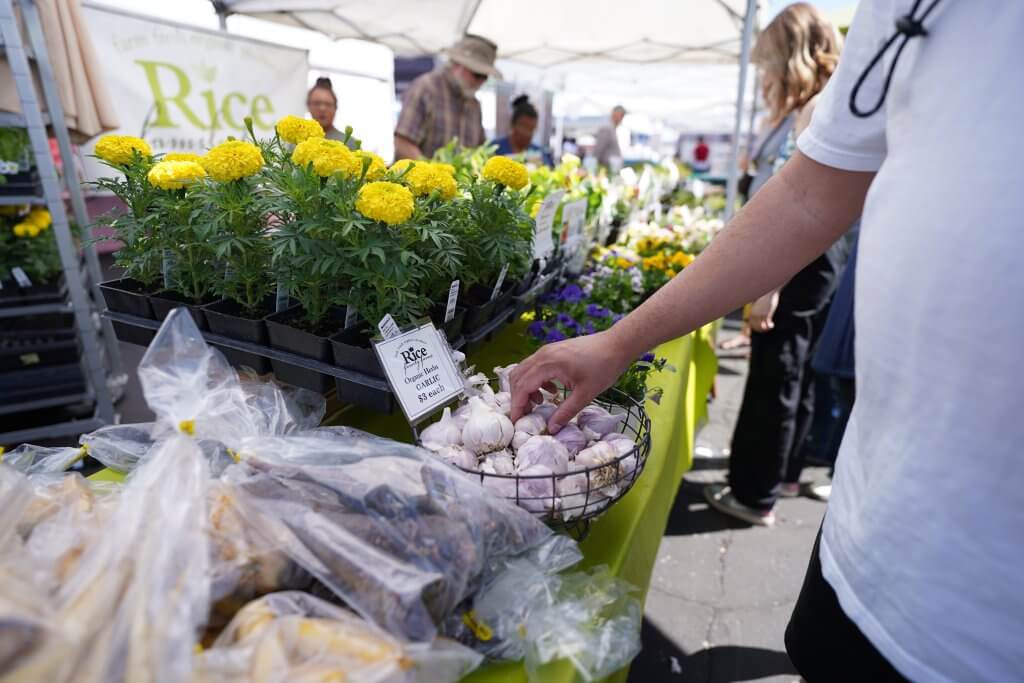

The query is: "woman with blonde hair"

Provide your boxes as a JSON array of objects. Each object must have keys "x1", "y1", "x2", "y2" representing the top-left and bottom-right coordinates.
[{"x1": 706, "y1": 3, "x2": 849, "y2": 526}]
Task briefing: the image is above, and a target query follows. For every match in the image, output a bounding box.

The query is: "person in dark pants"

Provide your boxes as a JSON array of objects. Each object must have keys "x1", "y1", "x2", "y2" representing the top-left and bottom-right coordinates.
[
  {"x1": 803, "y1": 229, "x2": 859, "y2": 501},
  {"x1": 704, "y1": 3, "x2": 845, "y2": 526}
]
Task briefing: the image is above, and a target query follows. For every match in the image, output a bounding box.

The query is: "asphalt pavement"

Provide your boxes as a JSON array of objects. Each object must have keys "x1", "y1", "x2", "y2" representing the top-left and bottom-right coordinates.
[{"x1": 628, "y1": 324, "x2": 829, "y2": 683}]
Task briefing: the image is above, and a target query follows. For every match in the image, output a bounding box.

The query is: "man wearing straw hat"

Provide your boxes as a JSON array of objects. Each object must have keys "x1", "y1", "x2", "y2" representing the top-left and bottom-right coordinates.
[{"x1": 394, "y1": 34, "x2": 502, "y2": 160}]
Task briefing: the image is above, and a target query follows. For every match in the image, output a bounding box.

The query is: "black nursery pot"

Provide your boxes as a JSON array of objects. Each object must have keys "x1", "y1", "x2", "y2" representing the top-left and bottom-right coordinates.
[
  {"x1": 429, "y1": 303, "x2": 467, "y2": 342},
  {"x1": 204, "y1": 297, "x2": 275, "y2": 375},
  {"x1": 265, "y1": 304, "x2": 345, "y2": 393},
  {"x1": 99, "y1": 278, "x2": 155, "y2": 319},
  {"x1": 149, "y1": 290, "x2": 216, "y2": 330},
  {"x1": 0, "y1": 280, "x2": 21, "y2": 307},
  {"x1": 462, "y1": 284, "x2": 497, "y2": 330},
  {"x1": 329, "y1": 324, "x2": 384, "y2": 379}
]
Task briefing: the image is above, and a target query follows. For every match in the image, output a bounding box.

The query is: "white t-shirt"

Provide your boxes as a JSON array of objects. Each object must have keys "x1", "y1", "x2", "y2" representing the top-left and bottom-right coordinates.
[{"x1": 798, "y1": 2, "x2": 1024, "y2": 681}]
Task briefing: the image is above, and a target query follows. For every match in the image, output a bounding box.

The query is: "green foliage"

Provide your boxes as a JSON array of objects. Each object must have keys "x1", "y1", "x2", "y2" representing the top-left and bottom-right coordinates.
[
  {"x1": 450, "y1": 179, "x2": 533, "y2": 288},
  {"x1": 150, "y1": 184, "x2": 217, "y2": 303},
  {"x1": 0, "y1": 214, "x2": 63, "y2": 283},
  {"x1": 90, "y1": 151, "x2": 162, "y2": 286},
  {"x1": 432, "y1": 140, "x2": 496, "y2": 186}
]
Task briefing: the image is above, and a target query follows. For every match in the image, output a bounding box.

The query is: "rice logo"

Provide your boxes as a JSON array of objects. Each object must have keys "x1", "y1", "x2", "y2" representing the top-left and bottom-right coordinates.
[{"x1": 397, "y1": 341, "x2": 431, "y2": 380}]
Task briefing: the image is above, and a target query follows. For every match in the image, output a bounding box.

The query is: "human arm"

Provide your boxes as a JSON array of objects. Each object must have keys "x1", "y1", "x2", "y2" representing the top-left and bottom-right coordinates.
[
  {"x1": 509, "y1": 151, "x2": 875, "y2": 429},
  {"x1": 393, "y1": 134, "x2": 425, "y2": 161}
]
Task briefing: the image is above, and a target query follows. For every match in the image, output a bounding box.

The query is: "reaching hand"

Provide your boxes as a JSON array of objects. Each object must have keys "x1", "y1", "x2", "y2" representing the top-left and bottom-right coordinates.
[
  {"x1": 748, "y1": 290, "x2": 780, "y2": 333},
  {"x1": 509, "y1": 331, "x2": 633, "y2": 433}
]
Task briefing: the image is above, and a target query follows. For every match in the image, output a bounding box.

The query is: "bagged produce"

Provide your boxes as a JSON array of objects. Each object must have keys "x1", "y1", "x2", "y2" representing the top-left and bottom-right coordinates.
[
  {"x1": 219, "y1": 426, "x2": 553, "y2": 642},
  {"x1": 0, "y1": 443, "x2": 86, "y2": 475},
  {"x1": 194, "y1": 591, "x2": 481, "y2": 683},
  {"x1": 2, "y1": 435, "x2": 211, "y2": 683}
]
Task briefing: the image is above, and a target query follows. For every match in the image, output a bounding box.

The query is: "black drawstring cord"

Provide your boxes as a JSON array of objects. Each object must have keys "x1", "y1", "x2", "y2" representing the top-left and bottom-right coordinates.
[{"x1": 848, "y1": 0, "x2": 945, "y2": 118}]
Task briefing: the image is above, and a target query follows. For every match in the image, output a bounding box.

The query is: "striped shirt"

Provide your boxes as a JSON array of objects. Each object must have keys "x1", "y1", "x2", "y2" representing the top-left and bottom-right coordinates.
[{"x1": 395, "y1": 67, "x2": 484, "y2": 158}]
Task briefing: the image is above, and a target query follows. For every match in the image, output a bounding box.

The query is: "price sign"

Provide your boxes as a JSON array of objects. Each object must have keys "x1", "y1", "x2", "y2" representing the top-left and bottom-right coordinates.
[
  {"x1": 373, "y1": 322, "x2": 465, "y2": 424},
  {"x1": 532, "y1": 190, "x2": 564, "y2": 260},
  {"x1": 489, "y1": 264, "x2": 509, "y2": 302},
  {"x1": 378, "y1": 314, "x2": 401, "y2": 340},
  {"x1": 444, "y1": 280, "x2": 460, "y2": 323}
]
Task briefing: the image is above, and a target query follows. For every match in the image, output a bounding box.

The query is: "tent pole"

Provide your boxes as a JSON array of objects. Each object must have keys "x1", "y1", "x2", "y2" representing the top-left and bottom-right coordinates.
[{"x1": 724, "y1": 0, "x2": 757, "y2": 223}]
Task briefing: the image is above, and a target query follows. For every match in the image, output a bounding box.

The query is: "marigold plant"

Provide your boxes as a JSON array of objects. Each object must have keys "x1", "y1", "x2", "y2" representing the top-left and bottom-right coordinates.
[
  {"x1": 275, "y1": 115, "x2": 325, "y2": 144},
  {"x1": 481, "y1": 156, "x2": 529, "y2": 190},
  {"x1": 202, "y1": 140, "x2": 264, "y2": 182},
  {"x1": 94, "y1": 135, "x2": 152, "y2": 166},
  {"x1": 355, "y1": 182, "x2": 415, "y2": 226}
]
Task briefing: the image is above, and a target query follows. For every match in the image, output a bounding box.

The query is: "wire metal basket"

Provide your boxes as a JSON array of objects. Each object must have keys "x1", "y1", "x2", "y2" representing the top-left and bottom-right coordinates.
[{"x1": 427, "y1": 387, "x2": 652, "y2": 540}]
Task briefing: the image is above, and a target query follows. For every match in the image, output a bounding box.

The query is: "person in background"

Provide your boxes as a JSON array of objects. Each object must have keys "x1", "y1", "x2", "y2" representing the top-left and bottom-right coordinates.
[
  {"x1": 510, "y1": 0, "x2": 1024, "y2": 677},
  {"x1": 693, "y1": 135, "x2": 711, "y2": 173},
  {"x1": 394, "y1": 34, "x2": 500, "y2": 160},
  {"x1": 307, "y1": 77, "x2": 356, "y2": 148},
  {"x1": 489, "y1": 95, "x2": 553, "y2": 166},
  {"x1": 592, "y1": 105, "x2": 626, "y2": 168},
  {"x1": 705, "y1": 4, "x2": 846, "y2": 526}
]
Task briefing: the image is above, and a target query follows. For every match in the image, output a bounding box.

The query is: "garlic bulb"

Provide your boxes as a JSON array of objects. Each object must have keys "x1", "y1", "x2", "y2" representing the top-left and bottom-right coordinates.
[
  {"x1": 493, "y1": 364, "x2": 518, "y2": 394},
  {"x1": 435, "y1": 445, "x2": 478, "y2": 470},
  {"x1": 482, "y1": 474, "x2": 519, "y2": 499},
  {"x1": 516, "y1": 464, "x2": 559, "y2": 512},
  {"x1": 511, "y1": 431, "x2": 533, "y2": 451},
  {"x1": 553, "y1": 423, "x2": 587, "y2": 457},
  {"x1": 461, "y1": 397, "x2": 514, "y2": 454},
  {"x1": 493, "y1": 391, "x2": 512, "y2": 416},
  {"x1": 558, "y1": 474, "x2": 610, "y2": 520},
  {"x1": 573, "y1": 441, "x2": 622, "y2": 493},
  {"x1": 517, "y1": 436, "x2": 570, "y2": 475},
  {"x1": 513, "y1": 413, "x2": 546, "y2": 437},
  {"x1": 419, "y1": 407, "x2": 462, "y2": 451},
  {"x1": 452, "y1": 403, "x2": 472, "y2": 430},
  {"x1": 576, "y1": 405, "x2": 625, "y2": 437},
  {"x1": 602, "y1": 432, "x2": 634, "y2": 457},
  {"x1": 531, "y1": 403, "x2": 557, "y2": 422},
  {"x1": 481, "y1": 449, "x2": 516, "y2": 475}
]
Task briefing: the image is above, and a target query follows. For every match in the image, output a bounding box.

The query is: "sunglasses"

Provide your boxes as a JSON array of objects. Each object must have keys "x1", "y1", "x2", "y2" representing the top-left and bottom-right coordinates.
[{"x1": 470, "y1": 70, "x2": 489, "y2": 82}]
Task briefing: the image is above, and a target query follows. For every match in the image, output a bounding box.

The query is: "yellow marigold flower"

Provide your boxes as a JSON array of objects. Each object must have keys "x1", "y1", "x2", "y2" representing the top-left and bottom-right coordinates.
[
  {"x1": 94, "y1": 135, "x2": 152, "y2": 166},
  {"x1": 12, "y1": 222, "x2": 29, "y2": 238},
  {"x1": 406, "y1": 162, "x2": 458, "y2": 200},
  {"x1": 275, "y1": 114, "x2": 325, "y2": 144},
  {"x1": 202, "y1": 140, "x2": 264, "y2": 182},
  {"x1": 389, "y1": 158, "x2": 415, "y2": 176},
  {"x1": 355, "y1": 181, "x2": 415, "y2": 226},
  {"x1": 292, "y1": 139, "x2": 358, "y2": 178},
  {"x1": 147, "y1": 160, "x2": 207, "y2": 190},
  {"x1": 481, "y1": 156, "x2": 529, "y2": 190},
  {"x1": 615, "y1": 257, "x2": 634, "y2": 269},
  {"x1": 434, "y1": 162, "x2": 456, "y2": 176},
  {"x1": 25, "y1": 208, "x2": 51, "y2": 229},
  {"x1": 354, "y1": 150, "x2": 387, "y2": 180},
  {"x1": 163, "y1": 152, "x2": 204, "y2": 163}
]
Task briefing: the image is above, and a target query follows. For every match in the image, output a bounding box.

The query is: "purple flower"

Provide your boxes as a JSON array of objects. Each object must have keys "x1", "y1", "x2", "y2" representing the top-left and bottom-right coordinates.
[
  {"x1": 640, "y1": 352, "x2": 656, "y2": 363},
  {"x1": 544, "y1": 328, "x2": 568, "y2": 343},
  {"x1": 612, "y1": 313, "x2": 625, "y2": 323},
  {"x1": 583, "y1": 321, "x2": 596, "y2": 335},
  {"x1": 527, "y1": 320, "x2": 547, "y2": 339},
  {"x1": 559, "y1": 284, "x2": 584, "y2": 303},
  {"x1": 556, "y1": 312, "x2": 577, "y2": 327},
  {"x1": 585, "y1": 304, "x2": 609, "y2": 318},
  {"x1": 540, "y1": 291, "x2": 559, "y2": 305}
]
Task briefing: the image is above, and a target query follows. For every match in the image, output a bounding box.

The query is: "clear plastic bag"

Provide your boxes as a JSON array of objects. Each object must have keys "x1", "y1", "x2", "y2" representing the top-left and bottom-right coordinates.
[
  {"x1": 219, "y1": 426, "x2": 554, "y2": 642},
  {"x1": 455, "y1": 552, "x2": 642, "y2": 682},
  {"x1": 194, "y1": 591, "x2": 482, "y2": 683},
  {"x1": 4, "y1": 435, "x2": 211, "y2": 683},
  {"x1": 79, "y1": 422, "x2": 158, "y2": 473},
  {"x1": 0, "y1": 444, "x2": 86, "y2": 475}
]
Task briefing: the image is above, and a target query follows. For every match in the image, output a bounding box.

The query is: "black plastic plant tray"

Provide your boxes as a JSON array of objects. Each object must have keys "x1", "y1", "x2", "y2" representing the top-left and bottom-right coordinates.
[{"x1": 0, "y1": 332, "x2": 78, "y2": 372}]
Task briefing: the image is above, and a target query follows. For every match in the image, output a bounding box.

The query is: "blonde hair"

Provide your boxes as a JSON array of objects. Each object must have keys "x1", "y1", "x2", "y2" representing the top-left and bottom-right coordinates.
[{"x1": 753, "y1": 3, "x2": 843, "y2": 121}]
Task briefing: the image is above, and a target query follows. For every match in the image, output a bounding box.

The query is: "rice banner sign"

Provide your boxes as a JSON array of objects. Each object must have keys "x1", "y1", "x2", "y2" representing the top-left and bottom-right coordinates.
[{"x1": 80, "y1": 3, "x2": 308, "y2": 182}]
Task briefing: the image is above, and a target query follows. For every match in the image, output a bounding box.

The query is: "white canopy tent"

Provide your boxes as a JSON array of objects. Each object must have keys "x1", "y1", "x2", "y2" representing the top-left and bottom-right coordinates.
[{"x1": 216, "y1": 0, "x2": 763, "y2": 218}]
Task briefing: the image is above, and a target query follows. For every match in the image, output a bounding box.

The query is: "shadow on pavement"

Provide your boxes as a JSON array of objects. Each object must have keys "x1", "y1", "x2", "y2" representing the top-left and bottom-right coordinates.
[
  {"x1": 629, "y1": 617, "x2": 797, "y2": 682},
  {"x1": 662, "y1": 480, "x2": 751, "y2": 536}
]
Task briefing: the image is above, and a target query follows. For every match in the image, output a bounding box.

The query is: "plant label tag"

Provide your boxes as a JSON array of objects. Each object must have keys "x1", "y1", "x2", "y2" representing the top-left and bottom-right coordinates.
[
  {"x1": 533, "y1": 190, "x2": 564, "y2": 259},
  {"x1": 490, "y1": 264, "x2": 509, "y2": 302},
  {"x1": 444, "y1": 279, "x2": 460, "y2": 323},
  {"x1": 274, "y1": 281, "x2": 289, "y2": 313},
  {"x1": 11, "y1": 267, "x2": 32, "y2": 289},
  {"x1": 344, "y1": 305, "x2": 358, "y2": 329},
  {"x1": 378, "y1": 313, "x2": 401, "y2": 340},
  {"x1": 373, "y1": 322, "x2": 464, "y2": 424}
]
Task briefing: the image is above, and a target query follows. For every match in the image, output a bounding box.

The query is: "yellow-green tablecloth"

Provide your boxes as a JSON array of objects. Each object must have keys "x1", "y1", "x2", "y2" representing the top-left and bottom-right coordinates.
[{"x1": 89, "y1": 320, "x2": 719, "y2": 683}]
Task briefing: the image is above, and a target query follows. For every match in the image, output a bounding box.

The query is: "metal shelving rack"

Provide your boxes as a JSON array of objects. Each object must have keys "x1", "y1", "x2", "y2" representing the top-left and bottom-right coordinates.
[{"x1": 0, "y1": 0, "x2": 121, "y2": 444}]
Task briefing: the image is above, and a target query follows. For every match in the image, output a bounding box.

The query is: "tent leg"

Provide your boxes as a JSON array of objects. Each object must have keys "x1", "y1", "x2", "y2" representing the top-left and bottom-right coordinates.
[{"x1": 724, "y1": 0, "x2": 757, "y2": 223}]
